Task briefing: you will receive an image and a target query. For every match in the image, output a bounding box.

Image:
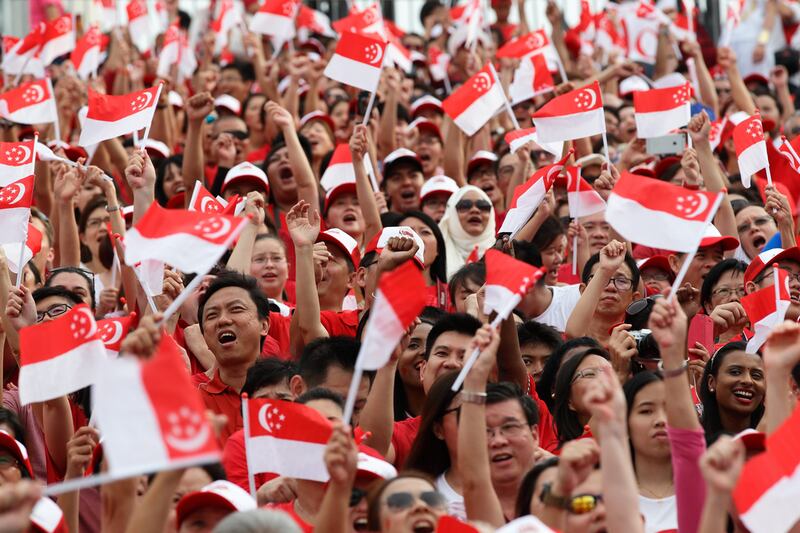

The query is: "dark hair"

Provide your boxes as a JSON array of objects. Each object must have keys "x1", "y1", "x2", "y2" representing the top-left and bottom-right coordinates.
[
  {"x1": 700, "y1": 259, "x2": 747, "y2": 312},
  {"x1": 299, "y1": 337, "x2": 375, "y2": 388},
  {"x1": 0, "y1": 408, "x2": 25, "y2": 446},
  {"x1": 448, "y1": 262, "x2": 486, "y2": 308},
  {"x1": 367, "y1": 472, "x2": 436, "y2": 531},
  {"x1": 264, "y1": 132, "x2": 313, "y2": 173},
  {"x1": 221, "y1": 60, "x2": 255, "y2": 82},
  {"x1": 241, "y1": 358, "x2": 297, "y2": 397},
  {"x1": 537, "y1": 337, "x2": 601, "y2": 412},
  {"x1": 487, "y1": 381, "x2": 539, "y2": 426},
  {"x1": 405, "y1": 371, "x2": 460, "y2": 475},
  {"x1": 148, "y1": 463, "x2": 227, "y2": 485},
  {"x1": 513, "y1": 240, "x2": 543, "y2": 268},
  {"x1": 31, "y1": 286, "x2": 83, "y2": 307},
  {"x1": 582, "y1": 251, "x2": 641, "y2": 289},
  {"x1": 553, "y1": 347, "x2": 610, "y2": 445},
  {"x1": 517, "y1": 320, "x2": 563, "y2": 354},
  {"x1": 514, "y1": 457, "x2": 559, "y2": 518},
  {"x1": 531, "y1": 216, "x2": 565, "y2": 251},
  {"x1": 700, "y1": 341, "x2": 765, "y2": 440},
  {"x1": 424, "y1": 313, "x2": 482, "y2": 360},
  {"x1": 400, "y1": 210, "x2": 448, "y2": 284},
  {"x1": 78, "y1": 196, "x2": 114, "y2": 267},
  {"x1": 198, "y1": 272, "x2": 270, "y2": 347},
  {"x1": 420, "y1": 0, "x2": 444, "y2": 25},
  {"x1": 154, "y1": 155, "x2": 184, "y2": 206},
  {"x1": 296, "y1": 387, "x2": 345, "y2": 410},
  {"x1": 623, "y1": 372, "x2": 665, "y2": 465},
  {"x1": 46, "y1": 267, "x2": 96, "y2": 310}
]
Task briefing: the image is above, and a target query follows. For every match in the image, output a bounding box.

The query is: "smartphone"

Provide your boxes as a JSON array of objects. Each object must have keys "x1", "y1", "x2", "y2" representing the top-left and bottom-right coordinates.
[
  {"x1": 646, "y1": 134, "x2": 686, "y2": 155},
  {"x1": 687, "y1": 314, "x2": 715, "y2": 358}
]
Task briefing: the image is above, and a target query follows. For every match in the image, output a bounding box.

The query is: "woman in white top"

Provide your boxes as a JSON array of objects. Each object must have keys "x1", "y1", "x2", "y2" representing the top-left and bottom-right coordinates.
[{"x1": 439, "y1": 185, "x2": 496, "y2": 279}]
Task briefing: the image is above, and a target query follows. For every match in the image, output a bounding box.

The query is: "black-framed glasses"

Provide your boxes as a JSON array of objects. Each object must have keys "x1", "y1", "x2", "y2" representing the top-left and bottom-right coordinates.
[
  {"x1": 455, "y1": 199, "x2": 491, "y2": 213},
  {"x1": 224, "y1": 130, "x2": 249, "y2": 141},
  {"x1": 754, "y1": 268, "x2": 800, "y2": 285},
  {"x1": 350, "y1": 487, "x2": 366, "y2": 507},
  {"x1": 568, "y1": 493, "x2": 603, "y2": 514},
  {"x1": 642, "y1": 272, "x2": 670, "y2": 282},
  {"x1": 712, "y1": 286, "x2": 746, "y2": 299},
  {"x1": 384, "y1": 491, "x2": 446, "y2": 512},
  {"x1": 37, "y1": 303, "x2": 72, "y2": 323},
  {"x1": 587, "y1": 274, "x2": 633, "y2": 291}
]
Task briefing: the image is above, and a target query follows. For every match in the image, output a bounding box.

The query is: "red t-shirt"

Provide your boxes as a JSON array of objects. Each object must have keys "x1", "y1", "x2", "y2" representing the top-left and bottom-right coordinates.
[
  {"x1": 222, "y1": 429, "x2": 276, "y2": 491},
  {"x1": 320, "y1": 310, "x2": 360, "y2": 337},
  {"x1": 526, "y1": 374, "x2": 559, "y2": 452},
  {"x1": 191, "y1": 371, "x2": 242, "y2": 446},
  {"x1": 390, "y1": 416, "x2": 421, "y2": 468},
  {"x1": 264, "y1": 312, "x2": 292, "y2": 359},
  {"x1": 264, "y1": 501, "x2": 313, "y2": 533}
]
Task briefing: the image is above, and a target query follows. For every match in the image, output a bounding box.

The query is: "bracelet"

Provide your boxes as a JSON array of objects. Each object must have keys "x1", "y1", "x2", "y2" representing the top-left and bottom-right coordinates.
[
  {"x1": 658, "y1": 359, "x2": 689, "y2": 378},
  {"x1": 757, "y1": 30, "x2": 770, "y2": 45},
  {"x1": 460, "y1": 390, "x2": 487, "y2": 405},
  {"x1": 105, "y1": 204, "x2": 120, "y2": 213}
]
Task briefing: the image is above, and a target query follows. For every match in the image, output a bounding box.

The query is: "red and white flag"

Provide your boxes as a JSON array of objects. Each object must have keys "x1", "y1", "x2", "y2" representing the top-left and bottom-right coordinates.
[
  {"x1": 442, "y1": 64, "x2": 506, "y2": 136},
  {"x1": 93, "y1": 335, "x2": 220, "y2": 478},
  {"x1": 532, "y1": 81, "x2": 605, "y2": 143},
  {"x1": 156, "y1": 24, "x2": 196, "y2": 79},
  {"x1": 97, "y1": 314, "x2": 136, "y2": 358},
  {"x1": 321, "y1": 144, "x2": 359, "y2": 191},
  {"x1": 483, "y1": 249, "x2": 546, "y2": 317},
  {"x1": 94, "y1": 0, "x2": 118, "y2": 30},
  {"x1": 385, "y1": 33, "x2": 413, "y2": 73},
  {"x1": 40, "y1": 15, "x2": 75, "y2": 65},
  {"x1": 499, "y1": 151, "x2": 571, "y2": 237},
  {"x1": 0, "y1": 175, "x2": 34, "y2": 245},
  {"x1": 124, "y1": 203, "x2": 247, "y2": 274},
  {"x1": 187, "y1": 181, "x2": 225, "y2": 213},
  {"x1": 633, "y1": 82, "x2": 691, "y2": 138},
  {"x1": 126, "y1": 0, "x2": 152, "y2": 52},
  {"x1": 733, "y1": 114, "x2": 769, "y2": 188},
  {"x1": 244, "y1": 398, "x2": 332, "y2": 481},
  {"x1": 358, "y1": 261, "x2": 426, "y2": 371},
  {"x1": 741, "y1": 268, "x2": 791, "y2": 353},
  {"x1": 296, "y1": 5, "x2": 336, "y2": 38},
  {"x1": 30, "y1": 497, "x2": 66, "y2": 533},
  {"x1": 0, "y1": 79, "x2": 58, "y2": 125},
  {"x1": 332, "y1": 2, "x2": 385, "y2": 37},
  {"x1": 497, "y1": 30, "x2": 551, "y2": 59},
  {"x1": 566, "y1": 166, "x2": 606, "y2": 218},
  {"x1": 509, "y1": 53, "x2": 555, "y2": 105},
  {"x1": 250, "y1": 0, "x2": 300, "y2": 41},
  {"x1": 606, "y1": 172, "x2": 722, "y2": 252},
  {"x1": 504, "y1": 128, "x2": 562, "y2": 158},
  {"x1": 324, "y1": 32, "x2": 387, "y2": 92},
  {"x1": 778, "y1": 136, "x2": 800, "y2": 173},
  {"x1": 0, "y1": 140, "x2": 36, "y2": 186},
  {"x1": 211, "y1": 0, "x2": 242, "y2": 54},
  {"x1": 79, "y1": 85, "x2": 162, "y2": 146},
  {"x1": 71, "y1": 25, "x2": 102, "y2": 80},
  {"x1": 1, "y1": 26, "x2": 45, "y2": 77},
  {"x1": 2, "y1": 223, "x2": 42, "y2": 274},
  {"x1": 621, "y1": 3, "x2": 662, "y2": 64},
  {"x1": 733, "y1": 397, "x2": 800, "y2": 533},
  {"x1": 428, "y1": 45, "x2": 450, "y2": 83},
  {"x1": 18, "y1": 304, "x2": 106, "y2": 405},
  {"x1": 727, "y1": 0, "x2": 745, "y2": 27},
  {"x1": 708, "y1": 116, "x2": 728, "y2": 151}
]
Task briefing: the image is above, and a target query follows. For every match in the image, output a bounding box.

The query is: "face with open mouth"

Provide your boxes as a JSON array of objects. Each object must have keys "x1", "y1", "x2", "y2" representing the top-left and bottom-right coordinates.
[
  {"x1": 249, "y1": 237, "x2": 288, "y2": 300},
  {"x1": 162, "y1": 162, "x2": 185, "y2": 199},
  {"x1": 201, "y1": 286, "x2": 269, "y2": 366},
  {"x1": 266, "y1": 147, "x2": 298, "y2": 206},
  {"x1": 384, "y1": 164, "x2": 424, "y2": 212},
  {"x1": 80, "y1": 205, "x2": 111, "y2": 258},
  {"x1": 378, "y1": 477, "x2": 446, "y2": 533},
  {"x1": 414, "y1": 135, "x2": 443, "y2": 176},
  {"x1": 735, "y1": 205, "x2": 777, "y2": 260},
  {"x1": 540, "y1": 235, "x2": 567, "y2": 286},
  {"x1": 326, "y1": 192, "x2": 364, "y2": 237},
  {"x1": 455, "y1": 190, "x2": 491, "y2": 237},
  {"x1": 300, "y1": 121, "x2": 334, "y2": 159},
  {"x1": 485, "y1": 400, "x2": 537, "y2": 486},
  {"x1": 710, "y1": 350, "x2": 765, "y2": 420}
]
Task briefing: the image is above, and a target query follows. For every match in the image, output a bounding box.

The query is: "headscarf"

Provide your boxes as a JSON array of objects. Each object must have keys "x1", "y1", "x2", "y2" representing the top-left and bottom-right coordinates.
[{"x1": 439, "y1": 185, "x2": 496, "y2": 279}]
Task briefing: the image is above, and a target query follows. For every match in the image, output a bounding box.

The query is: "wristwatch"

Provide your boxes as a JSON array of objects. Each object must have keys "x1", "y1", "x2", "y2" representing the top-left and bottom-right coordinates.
[
  {"x1": 540, "y1": 482, "x2": 570, "y2": 509},
  {"x1": 460, "y1": 390, "x2": 487, "y2": 405}
]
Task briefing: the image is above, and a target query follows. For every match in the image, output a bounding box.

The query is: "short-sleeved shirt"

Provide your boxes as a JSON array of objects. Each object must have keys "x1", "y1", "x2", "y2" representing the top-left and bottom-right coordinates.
[
  {"x1": 221, "y1": 429, "x2": 276, "y2": 491},
  {"x1": 526, "y1": 374, "x2": 559, "y2": 452},
  {"x1": 390, "y1": 416, "x2": 421, "y2": 468},
  {"x1": 191, "y1": 370, "x2": 242, "y2": 445},
  {"x1": 264, "y1": 501, "x2": 313, "y2": 532},
  {"x1": 320, "y1": 309, "x2": 360, "y2": 338},
  {"x1": 532, "y1": 285, "x2": 581, "y2": 332}
]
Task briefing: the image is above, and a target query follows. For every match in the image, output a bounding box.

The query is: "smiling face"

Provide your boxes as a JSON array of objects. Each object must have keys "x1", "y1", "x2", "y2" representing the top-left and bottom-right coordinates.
[
  {"x1": 541, "y1": 235, "x2": 567, "y2": 286},
  {"x1": 400, "y1": 216, "x2": 438, "y2": 269},
  {"x1": 249, "y1": 238, "x2": 288, "y2": 300},
  {"x1": 420, "y1": 331, "x2": 473, "y2": 394},
  {"x1": 326, "y1": 192, "x2": 364, "y2": 238},
  {"x1": 162, "y1": 162, "x2": 185, "y2": 199},
  {"x1": 398, "y1": 322, "x2": 432, "y2": 392},
  {"x1": 379, "y1": 477, "x2": 446, "y2": 533},
  {"x1": 709, "y1": 351, "x2": 765, "y2": 420},
  {"x1": 486, "y1": 399, "x2": 538, "y2": 487},
  {"x1": 628, "y1": 380, "x2": 670, "y2": 462},
  {"x1": 201, "y1": 286, "x2": 268, "y2": 368},
  {"x1": 736, "y1": 205, "x2": 777, "y2": 259},
  {"x1": 456, "y1": 189, "x2": 491, "y2": 237}
]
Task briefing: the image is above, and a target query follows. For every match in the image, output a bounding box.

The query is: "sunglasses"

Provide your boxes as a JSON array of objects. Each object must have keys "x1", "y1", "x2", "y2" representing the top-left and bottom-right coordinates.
[
  {"x1": 455, "y1": 199, "x2": 492, "y2": 213},
  {"x1": 568, "y1": 493, "x2": 603, "y2": 514},
  {"x1": 224, "y1": 130, "x2": 249, "y2": 141},
  {"x1": 384, "y1": 491, "x2": 446, "y2": 512},
  {"x1": 350, "y1": 487, "x2": 366, "y2": 507}
]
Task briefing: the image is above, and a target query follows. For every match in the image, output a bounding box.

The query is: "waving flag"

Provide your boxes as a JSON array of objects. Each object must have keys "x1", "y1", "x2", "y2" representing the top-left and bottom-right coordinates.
[
  {"x1": 94, "y1": 0, "x2": 118, "y2": 30},
  {"x1": 497, "y1": 30, "x2": 551, "y2": 59},
  {"x1": 71, "y1": 25, "x2": 103, "y2": 80},
  {"x1": 0, "y1": 175, "x2": 34, "y2": 245},
  {"x1": 324, "y1": 32, "x2": 387, "y2": 92},
  {"x1": 357, "y1": 262, "x2": 427, "y2": 371},
  {"x1": 40, "y1": 15, "x2": 75, "y2": 65},
  {"x1": 566, "y1": 166, "x2": 606, "y2": 218},
  {"x1": 124, "y1": 203, "x2": 247, "y2": 274},
  {"x1": 606, "y1": 172, "x2": 722, "y2": 252},
  {"x1": 332, "y1": 2, "x2": 385, "y2": 36},
  {"x1": 509, "y1": 53, "x2": 555, "y2": 105},
  {"x1": 428, "y1": 45, "x2": 450, "y2": 83},
  {"x1": 442, "y1": 64, "x2": 506, "y2": 136},
  {"x1": 504, "y1": 128, "x2": 562, "y2": 157},
  {"x1": 296, "y1": 5, "x2": 335, "y2": 38},
  {"x1": 734, "y1": 114, "x2": 769, "y2": 188},
  {"x1": 156, "y1": 25, "x2": 196, "y2": 79},
  {"x1": 0, "y1": 140, "x2": 36, "y2": 186},
  {"x1": 633, "y1": 83, "x2": 691, "y2": 138},
  {"x1": 211, "y1": 0, "x2": 241, "y2": 54},
  {"x1": 483, "y1": 249, "x2": 546, "y2": 316},
  {"x1": 250, "y1": 0, "x2": 300, "y2": 41},
  {"x1": 19, "y1": 304, "x2": 106, "y2": 405},
  {"x1": 532, "y1": 81, "x2": 605, "y2": 143},
  {"x1": 126, "y1": 0, "x2": 151, "y2": 52},
  {"x1": 79, "y1": 85, "x2": 162, "y2": 146},
  {"x1": 0, "y1": 79, "x2": 58, "y2": 125},
  {"x1": 621, "y1": 2, "x2": 664, "y2": 64},
  {"x1": 778, "y1": 136, "x2": 800, "y2": 173},
  {"x1": 741, "y1": 268, "x2": 791, "y2": 353},
  {"x1": 1, "y1": 26, "x2": 45, "y2": 77},
  {"x1": 499, "y1": 151, "x2": 572, "y2": 237},
  {"x1": 243, "y1": 398, "x2": 332, "y2": 481},
  {"x1": 187, "y1": 181, "x2": 225, "y2": 213},
  {"x1": 2, "y1": 223, "x2": 42, "y2": 274},
  {"x1": 97, "y1": 314, "x2": 136, "y2": 358}
]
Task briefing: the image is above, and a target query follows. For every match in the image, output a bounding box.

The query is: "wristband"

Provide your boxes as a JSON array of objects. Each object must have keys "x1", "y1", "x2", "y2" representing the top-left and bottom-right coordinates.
[
  {"x1": 460, "y1": 390, "x2": 487, "y2": 404},
  {"x1": 540, "y1": 482, "x2": 570, "y2": 509},
  {"x1": 658, "y1": 359, "x2": 689, "y2": 378},
  {"x1": 105, "y1": 204, "x2": 120, "y2": 213}
]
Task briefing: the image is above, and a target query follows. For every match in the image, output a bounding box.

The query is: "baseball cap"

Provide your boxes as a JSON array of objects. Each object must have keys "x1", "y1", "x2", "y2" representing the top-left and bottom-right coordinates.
[
  {"x1": 409, "y1": 95, "x2": 443, "y2": 118},
  {"x1": 318, "y1": 228, "x2": 361, "y2": 268},
  {"x1": 733, "y1": 428, "x2": 766, "y2": 453},
  {"x1": 743, "y1": 73, "x2": 769, "y2": 87},
  {"x1": 383, "y1": 148, "x2": 423, "y2": 178},
  {"x1": 699, "y1": 225, "x2": 739, "y2": 252},
  {"x1": 214, "y1": 94, "x2": 241, "y2": 116},
  {"x1": 176, "y1": 480, "x2": 256, "y2": 528},
  {"x1": 322, "y1": 177, "x2": 356, "y2": 214},
  {"x1": 619, "y1": 75, "x2": 651, "y2": 97},
  {"x1": 407, "y1": 118, "x2": 442, "y2": 141},
  {"x1": 299, "y1": 111, "x2": 335, "y2": 135},
  {"x1": 653, "y1": 156, "x2": 681, "y2": 179},
  {"x1": 168, "y1": 90, "x2": 184, "y2": 108},
  {"x1": 420, "y1": 175, "x2": 459, "y2": 203},
  {"x1": 637, "y1": 255, "x2": 674, "y2": 278},
  {"x1": 138, "y1": 138, "x2": 170, "y2": 159},
  {"x1": 364, "y1": 226, "x2": 426, "y2": 268},
  {"x1": 221, "y1": 161, "x2": 270, "y2": 195},
  {"x1": 356, "y1": 447, "x2": 398, "y2": 481},
  {"x1": 467, "y1": 150, "x2": 498, "y2": 177},
  {"x1": 0, "y1": 430, "x2": 33, "y2": 478},
  {"x1": 744, "y1": 246, "x2": 800, "y2": 285}
]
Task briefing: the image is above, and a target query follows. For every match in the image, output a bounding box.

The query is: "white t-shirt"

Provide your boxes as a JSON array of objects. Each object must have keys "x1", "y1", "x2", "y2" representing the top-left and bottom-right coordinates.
[
  {"x1": 532, "y1": 284, "x2": 581, "y2": 332},
  {"x1": 435, "y1": 472, "x2": 466, "y2": 521},
  {"x1": 638, "y1": 494, "x2": 677, "y2": 533}
]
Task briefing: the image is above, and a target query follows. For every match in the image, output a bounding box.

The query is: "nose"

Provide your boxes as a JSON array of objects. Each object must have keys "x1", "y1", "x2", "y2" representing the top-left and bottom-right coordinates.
[{"x1": 444, "y1": 353, "x2": 462, "y2": 370}]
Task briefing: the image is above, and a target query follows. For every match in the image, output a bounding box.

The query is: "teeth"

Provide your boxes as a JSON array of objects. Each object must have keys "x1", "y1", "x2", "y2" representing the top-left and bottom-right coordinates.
[{"x1": 734, "y1": 390, "x2": 753, "y2": 398}]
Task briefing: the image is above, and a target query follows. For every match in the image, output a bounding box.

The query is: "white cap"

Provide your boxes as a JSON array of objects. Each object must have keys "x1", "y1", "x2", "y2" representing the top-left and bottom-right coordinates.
[
  {"x1": 357, "y1": 452, "x2": 398, "y2": 481},
  {"x1": 318, "y1": 228, "x2": 361, "y2": 267},
  {"x1": 653, "y1": 72, "x2": 688, "y2": 89},
  {"x1": 221, "y1": 161, "x2": 269, "y2": 194},
  {"x1": 619, "y1": 75, "x2": 651, "y2": 96},
  {"x1": 420, "y1": 175, "x2": 459, "y2": 202},
  {"x1": 214, "y1": 94, "x2": 241, "y2": 115},
  {"x1": 168, "y1": 90, "x2": 184, "y2": 108},
  {"x1": 383, "y1": 148, "x2": 422, "y2": 170},
  {"x1": 410, "y1": 95, "x2": 443, "y2": 116},
  {"x1": 138, "y1": 138, "x2": 170, "y2": 159},
  {"x1": 176, "y1": 480, "x2": 256, "y2": 527}
]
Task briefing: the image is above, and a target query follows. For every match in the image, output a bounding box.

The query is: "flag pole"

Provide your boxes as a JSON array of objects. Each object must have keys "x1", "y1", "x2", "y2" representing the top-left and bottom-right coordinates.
[
  {"x1": 489, "y1": 62, "x2": 521, "y2": 130},
  {"x1": 722, "y1": 19, "x2": 734, "y2": 47},
  {"x1": 160, "y1": 268, "x2": 205, "y2": 322},
  {"x1": 773, "y1": 263, "x2": 781, "y2": 317},
  {"x1": 360, "y1": 43, "x2": 387, "y2": 127},
  {"x1": 16, "y1": 132, "x2": 39, "y2": 288},
  {"x1": 601, "y1": 132, "x2": 610, "y2": 162},
  {"x1": 571, "y1": 166, "x2": 582, "y2": 276},
  {"x1": 765, "y1": 163, "x2": 773, "y2": 187},
  {"x1": 241, "y1": 393, "x2": 257, "y2": 500},
  {"x1": 342, "y1": 366, "x2": 364, "y2": 424},
  {"x1": 667, "y1": 192, "x2": 724, "y2": 302}
]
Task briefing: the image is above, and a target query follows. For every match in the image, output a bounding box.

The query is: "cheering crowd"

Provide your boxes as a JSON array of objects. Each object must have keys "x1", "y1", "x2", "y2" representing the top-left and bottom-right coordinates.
[{"x1": 4, "y1": 0, "x2": 800, "y2": 531}]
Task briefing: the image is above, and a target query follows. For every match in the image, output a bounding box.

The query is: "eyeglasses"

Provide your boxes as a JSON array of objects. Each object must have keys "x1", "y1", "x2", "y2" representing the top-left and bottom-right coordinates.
[
  {"x1": 587, "y1": 275, "x2": 633, "y2": 291},
  {"x1": 36, "y1": 303, "x2": 72, "y2": 323},
  {"x1": 642, "y1": 272, "x2": 670, "y2": 283},
  {"x1": 571, "y1": 366, "x2": 603, "y2": 384},
  {"x1": 736, "y1": 216, "x2": 774, "y2": 234},
  {"x1": 455, "y1": 199, "x2": 492, "y2": 213},
  {"x1": 712, "y1": 286, "x2": 746, "y2": 299},
  {"x1": 384, "y1": 491, "x2": 446, "y2": 512},
  {"x1": 486, "y1": 421, "x2": 528, "y2": 440},
  {"x1": 86, "y1": 215, "x2": 111, "y2": 229},
  {"x1": 568, "y1": 493, "x2": 603, "y2": 515},
  {"x1": 0, "y1": 454, "x2": 20, "y2": 471},
  {"x1": 224, "y1": 130, "x2": 249, "y2": 141},
  {"x1": 754, "y1": 268, "x2": 800, "y2": 285},
  {"x1": 350, "y1": 487, "x2": 366, "y2": 507}
]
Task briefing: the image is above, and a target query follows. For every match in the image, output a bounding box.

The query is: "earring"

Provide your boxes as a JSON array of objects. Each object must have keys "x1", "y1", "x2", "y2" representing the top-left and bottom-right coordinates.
[{"x1": 709, "y1": 387, "x2": 715, "y2": 393}]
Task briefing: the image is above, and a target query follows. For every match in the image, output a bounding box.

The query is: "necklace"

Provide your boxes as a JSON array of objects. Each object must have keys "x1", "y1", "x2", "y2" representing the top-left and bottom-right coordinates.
[{"x1": 639, "y1": 484, "x2": 674, "y2": 500}]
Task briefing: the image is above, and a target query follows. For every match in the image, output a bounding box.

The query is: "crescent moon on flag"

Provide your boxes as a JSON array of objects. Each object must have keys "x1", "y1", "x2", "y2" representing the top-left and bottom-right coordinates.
[
  {"x1": 165, "y1": 422, "x2": 211, "y2": 452},
  {"x1": 15, "y1": 144, "x2": 31, "y2": 164},
  {"x1": 580, "y1": 88, "x2": 597, "y2": 109},
  {"x1": 101, "y1": 321, "x2": 123, "y2": 346},
  {"x1": 684, "y1": 193, "x2": 709, "y2": 219},
  {"x1": 7, "y1": 183, "x2": 26, "y2": 205},
  {"x1": 133, "y1": 91, "x2": 153, "y2": 112},
  {"x1": 199, "y1": 217, "x2": 231, "y2": 240},
  {"x1": 199, "y1": 196, "x2": 218, "y2": 213},
  {"x1": 78, "y1": 307, "x2": 97, "y2": 339},
  {"x1": 636, "y1": 28, "x2": 657, "y2": 59},
  {"x1": 545, "y1": 164, "x2": 564, "y2": 183},
  {"x1": 258, "y1": 403, "x2": 274, "y2": 433},
  {"x1": 366, "y1": 43, "x2": 383, "y2": 65},
  {"x1": 28, "y1": 84, "x2": 45, "y2": 103}
]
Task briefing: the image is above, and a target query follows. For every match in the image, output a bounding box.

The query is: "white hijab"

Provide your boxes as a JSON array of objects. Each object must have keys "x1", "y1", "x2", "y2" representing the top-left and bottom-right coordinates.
[{"x1": 439, "y1": 185, "x2": 496, "y2": 279}]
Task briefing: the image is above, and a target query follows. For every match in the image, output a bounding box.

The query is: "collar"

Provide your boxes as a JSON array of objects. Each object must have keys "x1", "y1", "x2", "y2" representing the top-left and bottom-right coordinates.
[{"x1": 203, "y1": 369, "x2": 237, "y2": 395}]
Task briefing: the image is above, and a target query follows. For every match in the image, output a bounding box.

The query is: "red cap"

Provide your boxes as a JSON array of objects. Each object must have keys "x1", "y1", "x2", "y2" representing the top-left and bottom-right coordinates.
[
  {"x1": 0, "y1": 430, "x2": 33, "y2": 478},
  {"x1": 467, "y1": 150, "x2": 498, "y2": 177},
  {"x1": 409, "y1": 95, "x2": 443, "y2": 117},
  {"x1": 175, "y1": 481, "x2": 256, "y2": 528},
  {"x1": 408, "y1": 117, "x2": 442, "y2": 141},
  {"x1": 637, "y1": 255, "x2": 673, "y2": 277},
  {"x1": 744, "y1": 246, "x2": 800, "y2": 285},
  {"x1": 699, "y1": 225, "x2": 739, "y2": 252},
  {"x1": 318, "y1": 228, "x2": 361, "y2": 268},
  {"x1": 221, "y1": 161, "x2": 270, "y2": 196},
  {"x1": 653, "y1": 156, "x2": 681, "y2": 179}
]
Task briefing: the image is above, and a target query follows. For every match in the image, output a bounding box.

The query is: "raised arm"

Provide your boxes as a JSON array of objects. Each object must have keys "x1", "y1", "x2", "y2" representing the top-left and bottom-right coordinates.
[
  {"x1": 315, "y1": 422, "x2": 357, "y2": 533},
  {"x1": 53, "y1": 164, "x2": 82, "y2": 267},
  {"x1": 181, "y1": 92, "x2": 215, "y2": 201},
  {"x1": 761, "y1": 321, "x2": 800, "y2": 434},
  {"x1": 377, "y1": 69, "x2": 400, "y2": 158},
  {"x1": 683, "y1": 41, "x2": 719, "y2": 117},
  {"x1": 265, "y1": 101, "x2": 319, "y2": 208},
  {"x1": 442, "y1": 115, "x2": 466, "y2": 186},
  {"x1": 697, "y1": 436, "x2": 745, "y2": 533},
  {"x1": 717, "y1": 47, "x2": 757, "y2": 116},
  {"x1": 226, "y1": 193, "x2": 266, "y2": 274},
  {"x1": 350, "y1": 125, "x2": 382, "y2": 245},
  {"x1": 771, "y1": 66, "x2": 796, "y2": 121}
]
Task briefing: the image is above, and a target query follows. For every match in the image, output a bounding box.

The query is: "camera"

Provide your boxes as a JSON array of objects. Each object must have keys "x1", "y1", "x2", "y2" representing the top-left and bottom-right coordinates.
[{"x1": 628, "y1": 329, "x2": 661, "y2": 360}]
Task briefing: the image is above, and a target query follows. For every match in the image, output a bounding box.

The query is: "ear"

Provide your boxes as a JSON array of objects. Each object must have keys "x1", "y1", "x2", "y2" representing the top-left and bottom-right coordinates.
[
  {"x1": 579, "y1": 283, "x2": 586, "y2": 294},
  {"x1": 432, "y1": 421, "x2": 444, "y2": 441},
  {"x1": 354, "y1": 266, "x2": 367, "y2": 290},
  {"x1": 631, "y1": 290, "x2": 641, "y2": 301},
  {"x1": 289, "y1": 375, "x2": 306, "y2": 398},
  {"x1": 347, "y1": 270, "x2": 357, "y2": 290},
  {"x1": 668, "y1": 254, "x2": 681, "y2": 274},
  {"x1": 707, "y1": 374, "x2": 717, "y2": 393},
  {"x1": 260, "y1": 317, "x2": 270, "y2": 338},
  {"x1": 745, "y1": 281, "x2": 757, "y2": 295},
  {"x1": 419, "y1": 360, "x2": 428, "y2": 387}
]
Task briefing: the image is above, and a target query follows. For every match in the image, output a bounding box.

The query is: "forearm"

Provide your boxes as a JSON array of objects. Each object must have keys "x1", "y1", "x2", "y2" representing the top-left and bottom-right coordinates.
[
  {"x1": 357, "y1": 361, "x2": 396, "y2": 455},
  {"x1": 779, "y1": 218, "x2": 797, "y2": 248},
  {"x1": 697, "y1": 141, "x2": 736, "y2": 240},
  {"x1": 34, "y1": 160, "x2": 53, "y2": 217},
  {"x1": 654, "y1": 29, "x2": 673, "y2": 80},
  {"x1": 42, "y1": 396, "x2": 75, "y2": 474},
  {"x1": 57, "y1": 201, "x2": 81, "y2": 267},
  {"x1": 0, "y1": 264, "x2": 19, "y2": 357},
  {"x1": 662, "y1": 346, "x2": 702, "y2": 430},
  {"x1": 150, "y1": 108, "x2": 172, "y2": 148},
  {"x1": 103, "y1": 137, "x2": 131, "y2": 183},
  {"x1": 443, "y1": 120, "x2": 465, "y2": 186},
  {"x1": 354, "y1": 152, "x2": 382, "y2": 245},
  {"x1": 293, "y1": 244, "x2": 326, "y2": 343},
  {"x1": 124, "y1": 470, "x2": 184, "y2": 533},
  {"x1": 226, "y1": 224, "x2": 257, "y2": 274},
  {"x1": 132, "y1": 188, "x2": 154, "y2": 225},
  {"x1": 101, "y1": 478, "x2": 138, "y2": 533},
  {"x1": 58, "y1": 490, "x2": 79, "y2": 533},
  {"x1": 378, "y1": 90, "x2": 397, "y2": 157},
  {"x1": 693, "y1": 56, "x2": 719, "y2": 118},
  {"x1": 565, "y1": 274, "x2": 608, "y2": 339},
  {"x1": 182, "y1": 121, "x2": 205, "y2": 202},
  {"x1": 597, "y1": 426, "x2": 643, "y2": 533},
  {"x1": 513, "y1": 208, "x2": 548, "y2": 242},
  {"x1": 727, "y1": 64, "x2": 757, "y2": 116},
  {"x1": 317, "y1": 479, "x2": 351, "y2": 533},
  {"x1": 284, "y1": 78, "x2": 301, "y2": 122},
  {"x1": 777, "y1": 85, "x2": 795, "y2": 121},
  {"x1": 497, "y1": 314, "x2": 528, "y2": 390},
  {"x1": 765, "y1": 364, "x2": 794, "y2": 433},
  {"x1": 697, "y1": 490, "x2": 731, "y2": 533},
  {"x1": 284, "y1": 127, "x2": 319, "y2": 208}
]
